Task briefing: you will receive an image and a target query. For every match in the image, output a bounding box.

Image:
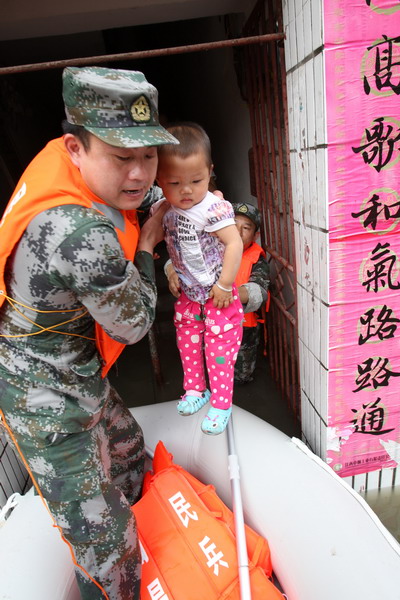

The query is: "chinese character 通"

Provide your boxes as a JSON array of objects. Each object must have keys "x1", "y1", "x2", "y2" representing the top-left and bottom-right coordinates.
[{"x1": 351, "y1": 397, "x2": 395, "y2": 435}]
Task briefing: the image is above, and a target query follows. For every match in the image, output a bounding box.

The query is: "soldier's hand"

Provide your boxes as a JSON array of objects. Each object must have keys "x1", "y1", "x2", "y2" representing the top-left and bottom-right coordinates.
[{"x1": 138, "y1": 201, "x2": 169, "y2": 254}]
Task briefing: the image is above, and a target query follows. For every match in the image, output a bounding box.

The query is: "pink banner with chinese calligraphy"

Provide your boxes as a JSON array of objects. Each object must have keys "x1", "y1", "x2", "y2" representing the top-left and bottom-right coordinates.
[{"x1": 324, "y1": 0, "x2": 400, "y2": 477}]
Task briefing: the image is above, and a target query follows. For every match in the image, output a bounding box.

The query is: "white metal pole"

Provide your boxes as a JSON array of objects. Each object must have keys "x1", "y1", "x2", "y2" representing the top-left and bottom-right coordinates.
[{"x1": 227, "y1": 415, "x2": 252, "y2": 600}]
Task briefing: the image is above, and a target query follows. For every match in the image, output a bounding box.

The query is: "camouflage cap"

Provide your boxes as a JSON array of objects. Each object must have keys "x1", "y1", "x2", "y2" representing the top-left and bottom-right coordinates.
[
  {"x1": 62, "y1": 66, "x2": 179, "y2": 148},
  {"x1": 231, "y1": 202, "x2": 261, "y2": 231}
]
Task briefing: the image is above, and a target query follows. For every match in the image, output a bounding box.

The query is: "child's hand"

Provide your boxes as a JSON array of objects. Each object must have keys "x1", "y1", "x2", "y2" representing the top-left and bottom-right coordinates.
[
  {"x1": 165, "y1": 261, "x2": 181, "y2": 298},
  {"x1": 209, "y1": 284, "x2": 233, "y2": 308},
  {"x1": 167, "y1": 267, "x2": 181, "y2": 298}
]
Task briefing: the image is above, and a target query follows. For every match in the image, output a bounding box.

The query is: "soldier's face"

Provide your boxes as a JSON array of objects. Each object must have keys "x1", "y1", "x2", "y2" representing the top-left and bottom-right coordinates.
[
  {"x1": 65, "y1": 133, "x2": 158, "y2": 210},
  {"x1": 234, "y1": 214, "x2": 257, "y2": 249}
]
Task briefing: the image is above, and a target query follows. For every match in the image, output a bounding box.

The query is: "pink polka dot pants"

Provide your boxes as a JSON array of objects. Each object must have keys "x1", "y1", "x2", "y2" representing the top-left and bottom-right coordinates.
[{"x1": 174, "y1": 289, "x2": 243, "y2": 409}]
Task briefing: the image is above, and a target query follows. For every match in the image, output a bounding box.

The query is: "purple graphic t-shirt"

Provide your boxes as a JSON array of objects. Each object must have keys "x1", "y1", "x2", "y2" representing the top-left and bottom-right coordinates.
[{"x1": 163, "y1": 192, "x2": 235, "y2": 303}]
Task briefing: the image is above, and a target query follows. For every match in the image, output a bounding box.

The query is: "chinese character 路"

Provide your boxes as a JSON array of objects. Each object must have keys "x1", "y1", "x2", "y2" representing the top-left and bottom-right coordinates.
[
  {"x1": 358, "y1": 305, "x2": 400, "y2": 345},
  {"x1": 353, "y1": 356, "x2": 400, "y2": 392}
]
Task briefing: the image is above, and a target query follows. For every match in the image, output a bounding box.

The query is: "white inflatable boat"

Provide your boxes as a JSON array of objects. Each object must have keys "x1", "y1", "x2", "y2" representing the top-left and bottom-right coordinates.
[{"x1": 1, "y1": 401, "x2": 400, "y2": 600}]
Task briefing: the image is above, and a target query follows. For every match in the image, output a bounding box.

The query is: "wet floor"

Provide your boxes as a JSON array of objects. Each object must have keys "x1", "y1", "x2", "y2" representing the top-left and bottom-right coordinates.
[{"x1": 362, "y1": 488, "x2": 400, "y2": 543}]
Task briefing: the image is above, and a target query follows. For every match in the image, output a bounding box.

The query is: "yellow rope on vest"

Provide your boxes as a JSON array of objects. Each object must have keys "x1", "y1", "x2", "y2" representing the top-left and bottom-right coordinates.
[{"x1": 0, "y1": 292, "x2": 95, "y2": 341}]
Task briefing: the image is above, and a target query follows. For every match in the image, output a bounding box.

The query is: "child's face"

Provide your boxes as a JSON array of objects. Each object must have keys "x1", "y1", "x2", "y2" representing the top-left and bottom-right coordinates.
[
  {"x1": 157, "y1": 152, "x2": 212, "y2": 210},
  {"x1": 234, "y1": 214, "x2": 257, "y2": 250}
]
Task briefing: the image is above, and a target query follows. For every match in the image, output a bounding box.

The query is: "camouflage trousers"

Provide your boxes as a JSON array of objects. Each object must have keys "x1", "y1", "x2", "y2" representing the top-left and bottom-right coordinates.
[
  {"x1": 234, "y1": 325, "x2": 260, "y2": 384},
  {"x1": 0, "y1": 384, "x2": 144, "y2": 600}
]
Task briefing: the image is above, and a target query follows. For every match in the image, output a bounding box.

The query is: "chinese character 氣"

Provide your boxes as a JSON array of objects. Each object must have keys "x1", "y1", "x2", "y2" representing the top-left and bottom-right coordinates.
[{"x1": 361, "y1": 242, "x2": 400, "y2": 293}]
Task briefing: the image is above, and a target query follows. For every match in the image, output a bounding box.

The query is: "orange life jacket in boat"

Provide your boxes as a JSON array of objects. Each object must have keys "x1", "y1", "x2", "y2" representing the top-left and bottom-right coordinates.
[
  {"x1": 0, "y1": 137, "x2": 139, "y2": 378},
  {"x1": 235, "y1": 242, "x2": 267, "y2": 328},
  {"x1": 132, "y1": 441, "x2": 285, "y2": 600}
]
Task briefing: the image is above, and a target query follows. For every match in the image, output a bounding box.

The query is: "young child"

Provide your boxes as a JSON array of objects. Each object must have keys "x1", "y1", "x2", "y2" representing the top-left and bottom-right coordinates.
[
  {"x1": 156, "y1": 122, "x2": 243, "y2": 435},
  {"x1": 166, "y1": 202, "x2": 270, "y2": 385}
]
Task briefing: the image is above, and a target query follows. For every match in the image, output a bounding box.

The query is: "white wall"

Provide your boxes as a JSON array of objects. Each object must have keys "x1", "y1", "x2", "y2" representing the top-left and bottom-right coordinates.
[
  {"x1": 282, "y1": 0, "x2": 328, "y2": 458},
  {"x1": 202, "y1": 46, "x2": 254, "y2": 204},
  {"x1": 171, "y1": 17, "x2": 253, "y2": 204}
]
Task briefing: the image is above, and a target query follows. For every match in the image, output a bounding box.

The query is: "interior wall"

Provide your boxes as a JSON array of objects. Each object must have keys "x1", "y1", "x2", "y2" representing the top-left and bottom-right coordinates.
[
  {"x1": 282, "y1": 0, "x2": 327, "y2": 458},
  {"x1": 0, "y1": 15, "x2": 253, "y2": 212},
  {"x1": 166, "y1": 18, "x2": 254, "y2": 204}
]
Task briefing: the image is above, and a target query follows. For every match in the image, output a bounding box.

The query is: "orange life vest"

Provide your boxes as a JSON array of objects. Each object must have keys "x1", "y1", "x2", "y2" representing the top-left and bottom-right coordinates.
[
  {"x1": 235, "y1": 242, "x2": 266, "y2": 328},
  {"x1": 0, "y1": 137, "x2": 139, "y2": 378},
  {"x1": 132, "y1": 441, "x2": 285, "y2": 600}
]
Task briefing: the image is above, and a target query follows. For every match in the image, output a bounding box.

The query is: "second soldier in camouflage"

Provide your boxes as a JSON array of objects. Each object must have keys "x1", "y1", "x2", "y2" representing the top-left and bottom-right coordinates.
[{"x1": 232, "y1": 202, "x2": 270, "y2": 384}]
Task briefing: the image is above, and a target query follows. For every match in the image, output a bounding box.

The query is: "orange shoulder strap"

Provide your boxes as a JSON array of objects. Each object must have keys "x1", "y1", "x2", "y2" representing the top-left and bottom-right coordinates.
[
  {"x1": 235, "y1": 242, "x2": 265, "y2": 288},
  {"x1": 235, "y1": 242, "x2": 266, "y2": 328}
]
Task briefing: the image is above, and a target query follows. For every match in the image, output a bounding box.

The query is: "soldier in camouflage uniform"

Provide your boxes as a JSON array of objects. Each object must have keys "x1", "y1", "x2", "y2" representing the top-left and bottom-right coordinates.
[
  {"x1": 232, "y1": 202, "x2": 270, "y2": 384},
  {"x1": 0, "y1": 67, "x2": 178, "y2": 600}
]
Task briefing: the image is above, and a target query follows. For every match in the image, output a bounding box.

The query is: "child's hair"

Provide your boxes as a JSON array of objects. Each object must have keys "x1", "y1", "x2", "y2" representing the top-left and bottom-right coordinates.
[{"x1": 158, "y1": 122, "x2": 212, "y2": 168}]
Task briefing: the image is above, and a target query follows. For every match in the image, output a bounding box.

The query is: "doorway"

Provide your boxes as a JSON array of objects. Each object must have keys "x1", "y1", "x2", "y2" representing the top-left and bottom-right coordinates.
[{"x1": 0, "y1": 5, "x2": 301, "y2": 505}]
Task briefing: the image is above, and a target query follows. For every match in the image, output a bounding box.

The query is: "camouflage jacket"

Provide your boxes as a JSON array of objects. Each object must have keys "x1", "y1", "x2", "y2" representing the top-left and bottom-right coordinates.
[{"x1": 0, "y1": 204, "x2": 156, "y2": 432}]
